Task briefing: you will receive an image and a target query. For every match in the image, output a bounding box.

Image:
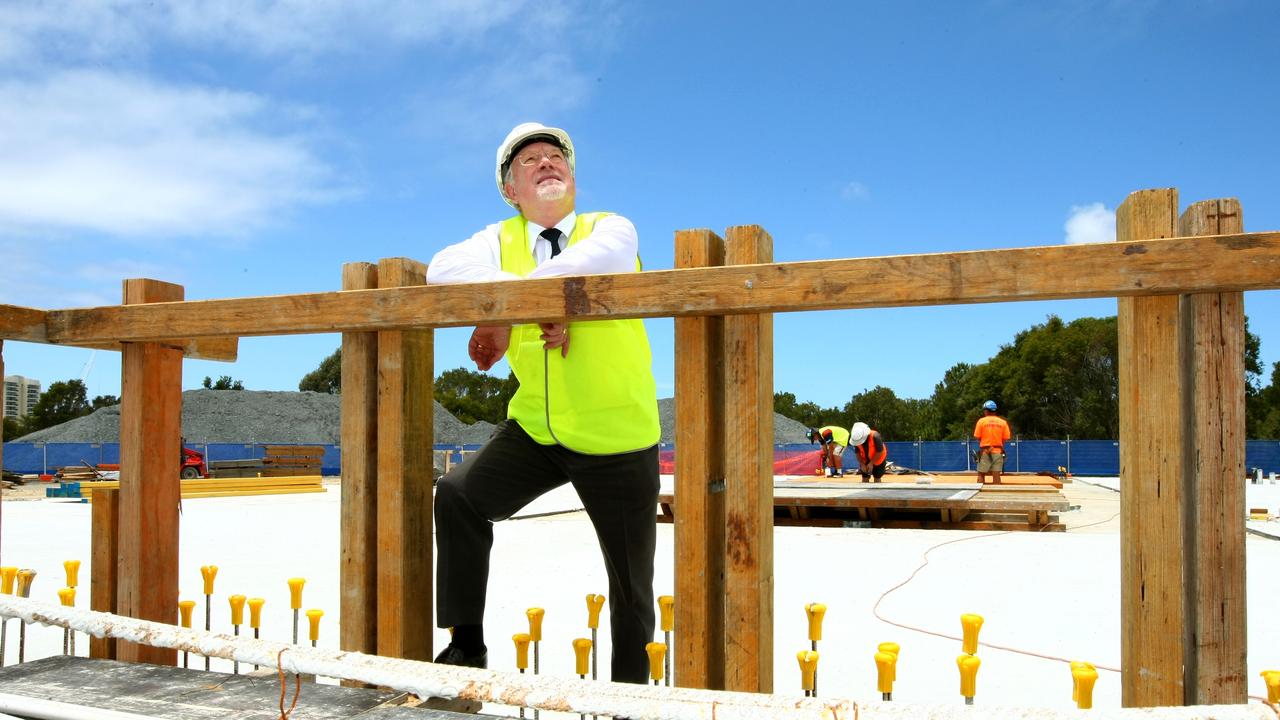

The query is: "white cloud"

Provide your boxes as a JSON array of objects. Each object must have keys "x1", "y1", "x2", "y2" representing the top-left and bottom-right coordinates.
[
  {"x1": 840, "y1": 181, "x2": 870, "y2": 202},
  {"x1": 0, "y1": 0, "x2": 538, "y2": 64},
  {"x1": 1064, "y1": 202, "x2": 1115, "y2": 244},
  {"x1": 0, "y1": 70, "x2": 343, "y2": 238}
]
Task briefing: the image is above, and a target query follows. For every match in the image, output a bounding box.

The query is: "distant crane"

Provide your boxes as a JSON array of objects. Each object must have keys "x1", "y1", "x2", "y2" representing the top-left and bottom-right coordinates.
[{"x1": 79, "y1": 349, "x2": 97, "y2": 383}]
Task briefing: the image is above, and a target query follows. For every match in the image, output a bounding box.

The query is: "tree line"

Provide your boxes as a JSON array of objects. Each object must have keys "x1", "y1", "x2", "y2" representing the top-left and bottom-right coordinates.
[{"x1": 777, "y1": 314, "x2": 1280, "y2": 441}]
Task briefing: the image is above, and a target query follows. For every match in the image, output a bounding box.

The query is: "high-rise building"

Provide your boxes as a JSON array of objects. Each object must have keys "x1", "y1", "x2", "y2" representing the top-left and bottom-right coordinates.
[{"x1": 3, "y1": 375, "x2": 42, "y2": 419}]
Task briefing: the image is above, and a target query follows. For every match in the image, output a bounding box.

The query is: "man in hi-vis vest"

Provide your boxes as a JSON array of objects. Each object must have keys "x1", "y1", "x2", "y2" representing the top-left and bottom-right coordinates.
[{"x1": 426, "y1": 123, "x2": 660, "y2": 683}]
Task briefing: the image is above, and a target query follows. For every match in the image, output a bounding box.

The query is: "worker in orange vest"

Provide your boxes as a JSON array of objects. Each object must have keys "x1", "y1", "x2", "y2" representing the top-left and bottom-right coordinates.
[
  {"x1": 849, "y1": 422, "x2": 888, "y2": 483},
  {"x1": 973, "y1": 400, "x2": 1012, "y2": 484}
]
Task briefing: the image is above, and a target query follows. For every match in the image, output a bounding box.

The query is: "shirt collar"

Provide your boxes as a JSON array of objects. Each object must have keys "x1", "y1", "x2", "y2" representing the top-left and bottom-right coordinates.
[{"x1": 526, "y1": 211, "x2": 576, "y2": 239}]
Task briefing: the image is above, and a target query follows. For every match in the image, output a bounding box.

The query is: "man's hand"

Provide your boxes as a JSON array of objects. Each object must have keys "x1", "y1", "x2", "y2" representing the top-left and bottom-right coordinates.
[
  {"x1": 539, "y1": 322, "x2": 570, "y2": 358},
  {"x1": 468, "y1": 325, "x2": 511, "y2": 371}
]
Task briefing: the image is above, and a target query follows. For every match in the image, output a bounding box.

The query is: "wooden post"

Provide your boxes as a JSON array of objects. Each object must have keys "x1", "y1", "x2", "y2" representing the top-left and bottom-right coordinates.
[
  {"x1": 721, "y1": 225, "x2": 774, "y2": 693},
  {"x1": 673, "y1": 229, "x2": 726, "y2": 690},
  {"x1": 340, "y1": 262, "x2": 379, "y2": 672},
  {"x1": 115, "y1": 279, "x2": 183, "y2": 666},
  {"x1": 1178, "y1": 199, "x2": 1247, "y2": 704},
  {"x1": 90, "y1": 488, "x2": 119, "y2": 659},
  {"x1": 375, "y1": 258, "x2": 434, "y2": 661}
]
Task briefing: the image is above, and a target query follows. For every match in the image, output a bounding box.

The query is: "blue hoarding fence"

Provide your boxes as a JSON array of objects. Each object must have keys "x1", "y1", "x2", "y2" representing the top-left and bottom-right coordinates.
[{"x1": 4, "y1": 439, "x2": 1279, "y2": 477}]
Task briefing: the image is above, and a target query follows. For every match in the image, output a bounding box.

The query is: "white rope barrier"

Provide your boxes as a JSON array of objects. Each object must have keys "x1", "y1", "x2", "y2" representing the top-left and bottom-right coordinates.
[{"x1": 2, "y1": 596, "x2": 1276, "y2": 720}]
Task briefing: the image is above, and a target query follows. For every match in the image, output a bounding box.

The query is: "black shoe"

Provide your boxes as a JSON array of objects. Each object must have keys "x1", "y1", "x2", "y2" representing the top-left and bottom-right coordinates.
[{"x1": 433, "y1": 644, "x2": 487, "y2": 669}]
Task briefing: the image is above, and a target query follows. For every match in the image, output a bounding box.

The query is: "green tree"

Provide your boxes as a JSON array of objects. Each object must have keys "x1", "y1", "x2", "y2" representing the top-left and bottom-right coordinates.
[
  {"x1": 202, "y1": 375, "x2": 245, "y2": 390},
  {"x1": 435, "y1": 367, "x2": 518, "y2": 424},
  {"x1": 299, "y1": 348, "x2": 342, "y2": 394},
  {"x1": 773, "y1": 392, "x2": 826, "y2": 428},
  {"x1": 3, "y1": 415, "x2": 28, "y2": 440},
  {"x1": 25, "y1": 379, "x2": 92, "y2": 433},
  {"x1": 1249, "y1": 360, "x2": 1280, "y2": 439},
  {"x1": 91, "y1": 395, "x2": 120, "y2": 410},
  {"x1": 842, "y1": 385, "x2": 933, "y2": 440}
]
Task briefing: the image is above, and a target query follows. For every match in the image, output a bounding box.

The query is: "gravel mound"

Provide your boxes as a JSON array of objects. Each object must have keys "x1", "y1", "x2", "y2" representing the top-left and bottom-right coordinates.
[
  {"x1": 15, "y1": 391, "x2": 809, "y2": 446},
  {"x1": 657, "y1": 397, "x2": 810, "y2": 445}
]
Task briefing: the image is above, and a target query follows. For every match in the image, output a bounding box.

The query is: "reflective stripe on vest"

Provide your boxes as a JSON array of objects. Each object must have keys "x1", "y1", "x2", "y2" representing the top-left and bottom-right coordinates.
[
  {"x1": 854, "y1": 431, "x2": 887, "y2": 465},
  {"x1": 498, "y1": 213, "x2": 660, "y2": 454}
]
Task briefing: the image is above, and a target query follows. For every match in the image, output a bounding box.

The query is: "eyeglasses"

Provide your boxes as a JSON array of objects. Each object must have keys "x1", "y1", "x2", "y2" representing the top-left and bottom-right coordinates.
[{"x1": 515, "y1": 149, "x2": 568, "y2": 167}]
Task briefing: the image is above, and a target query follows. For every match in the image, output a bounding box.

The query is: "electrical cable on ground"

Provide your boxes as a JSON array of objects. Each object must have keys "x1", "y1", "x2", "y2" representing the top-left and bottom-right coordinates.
[{"x1": 276, "y1": 648, "x2": 301, "y2": 720}]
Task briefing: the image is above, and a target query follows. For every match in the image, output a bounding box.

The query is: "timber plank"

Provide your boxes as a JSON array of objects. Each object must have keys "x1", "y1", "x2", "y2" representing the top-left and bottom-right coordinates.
[
  {"x1": 721, "y1": 225, "x2": 773, "y2": 693},
  {"x1": 1180, "y1": 198, "x2": 1247, "y2": 704},
  {"x1": 116, "y1": 278, "x2": 183, "y2": 667},
  {"x1": 375, "y1": 257, "x2": 433, "y2": 662},
  {"x1": 672, "y1": 228, "x2": 726, "y2": 690},
  {"x1": 341, "y1": 261, "x2": 379, "y2": 669},
  {"x1": 89, "y1": 488, "x2": 118, "y2": 659},
  {"x1": 27, "y1": 231, "x2": 1280, "y2": 344},
  {"x1": 1117, "y1": 189, "x2": 1186, "y2": 707}
]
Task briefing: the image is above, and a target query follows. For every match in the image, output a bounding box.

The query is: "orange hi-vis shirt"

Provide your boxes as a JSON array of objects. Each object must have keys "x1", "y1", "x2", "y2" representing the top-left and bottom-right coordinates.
[{"x1": 973, "y1": 415, "x2": 1011, "y2": 451}]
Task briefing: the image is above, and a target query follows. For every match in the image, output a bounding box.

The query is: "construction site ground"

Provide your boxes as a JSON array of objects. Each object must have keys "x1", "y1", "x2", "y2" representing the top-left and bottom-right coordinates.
[{"x1": 1, "y1": 475, "x2": 1278, "y2": 716}]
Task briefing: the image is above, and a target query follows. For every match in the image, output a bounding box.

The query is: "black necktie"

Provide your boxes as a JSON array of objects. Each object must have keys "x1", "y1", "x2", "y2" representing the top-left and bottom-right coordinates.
[{"x1": 540, "y1": 227, "x2": 563, "y2": 258}]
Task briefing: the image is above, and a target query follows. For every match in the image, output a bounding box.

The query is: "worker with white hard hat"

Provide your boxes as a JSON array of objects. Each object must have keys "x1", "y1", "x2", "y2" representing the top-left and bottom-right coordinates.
[
  {"x1": 426, "y1": 123, "x2": 659, "y2": 685},
  {"x1": 848, "y1": 421, "x2": 888, "y2": 482},
  {"x1": 973, "y1": 400, "x2": 1011, "y2": 484}
]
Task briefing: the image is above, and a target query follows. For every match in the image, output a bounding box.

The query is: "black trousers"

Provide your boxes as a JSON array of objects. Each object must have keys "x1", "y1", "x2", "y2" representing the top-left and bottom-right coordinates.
[{"x1": 435, "y1": 420, "x2": 659, "y2": 684}]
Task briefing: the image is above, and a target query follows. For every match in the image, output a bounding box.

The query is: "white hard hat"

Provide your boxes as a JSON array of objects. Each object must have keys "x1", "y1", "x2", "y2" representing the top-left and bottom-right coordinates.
[
  {"x1": 495, "y1": 122, "x2": 576, "y2": 208},
  {"x1": 849, "y1": 422, "x2": 870, "y2": 445}
]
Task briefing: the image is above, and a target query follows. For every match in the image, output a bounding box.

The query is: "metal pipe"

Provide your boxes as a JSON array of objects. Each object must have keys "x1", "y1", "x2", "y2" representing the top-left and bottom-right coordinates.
[{"x1": 0, "y1": 692, "x2": 165, "y2": 720}]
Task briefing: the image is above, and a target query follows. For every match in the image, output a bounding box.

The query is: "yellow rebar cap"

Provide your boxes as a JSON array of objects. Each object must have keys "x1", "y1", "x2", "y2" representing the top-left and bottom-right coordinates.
[
  {"x1": 513, "y1": 633, "x2": 531, "y2": 670},
  {"x1": 1072, "y1": 663, "x2": 1099, "y2": 709},
  {"x1": 63, "y1": 560, "x2": 82, "y2": 588},
  {"x1": 248, "y1": 597, "x2": 266, "y2": 628},
  {"x1": 200, "y1": 565, "x2": 218, "y2": 595},
  {"x1": 287, "y1": 577, "x2": 306, "y2": 609},
  {"x1": 805, "y1": 603, "x2": 827, "y2": 642},
  {"x1": 875, "y1": 651, "x2": 896, "y2": 694},
  {"x1": 586, "y1": 594, "x2": 606, "y2": 629},
  {"x1": 526, "y1": 607, "x2": 545, "y2": 641},
  {"x1": 878, "y1": 642, "x2": 900, "y2": 682},
  {"x1": 960, "y1": 613, "x2": 984, "y2": 655},
  {"x1": 1261, "y1": 670, "x2": 1280, "y2": 704},
  {"x1": 797, "y1": 650, "x2": 819, "y2": 691},
  {"x1": 645, "y1": 642, "x2": 667, "y2": 682},
  {"x1": 658, "y1": 595, "x2": 675, "y2": 633},
  {"x1": 957, "y1": 654, "x2": 981, "y2": 699},
  {"x1": 306, "y1": 608, "x2": 324, "y2": 642},
  {"x1": 178, "y1": 599, "x2": 196, "y2": 627},
  {"x1": 15, "y1": 569, "x2": 35, "y2": 598},
  {"x1": 229, "y1": 594, "x2": 247, "y2": 625},
  {"x1": 573, "y1": 637, "x2": 593, "y2": 675},
  {"x1": 57, "y1": 586, "x2": 75, "y2": 607},
  {"x1": 1, "y1": 567, "x2": 17, "y2": 595}
]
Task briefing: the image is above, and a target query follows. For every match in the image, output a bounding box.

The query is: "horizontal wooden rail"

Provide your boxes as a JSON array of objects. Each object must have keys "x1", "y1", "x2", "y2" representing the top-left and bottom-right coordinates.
[
  {"x1": 2, "y1": 230, "x2": 1278, "y2": 346},
  {"x1": 0, "y1": 301, "x2": 237, "y2": 360}
]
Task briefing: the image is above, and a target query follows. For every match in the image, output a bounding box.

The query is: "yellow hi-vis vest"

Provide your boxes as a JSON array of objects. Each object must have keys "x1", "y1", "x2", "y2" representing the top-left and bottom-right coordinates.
[{"x1": 498, "y1": 213, "x2": 660, "y2": 454}]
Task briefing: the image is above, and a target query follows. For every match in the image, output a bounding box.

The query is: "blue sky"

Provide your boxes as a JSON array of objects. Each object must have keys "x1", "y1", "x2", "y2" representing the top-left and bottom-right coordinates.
[{"x1": 2, "y1": 1, "x2": 1278, "y2": 408}]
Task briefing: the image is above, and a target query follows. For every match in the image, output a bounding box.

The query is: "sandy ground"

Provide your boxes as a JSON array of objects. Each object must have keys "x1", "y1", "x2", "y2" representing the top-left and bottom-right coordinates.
[{"x1": 1, "y1": 476, "x2": 1278, "y2": 717}]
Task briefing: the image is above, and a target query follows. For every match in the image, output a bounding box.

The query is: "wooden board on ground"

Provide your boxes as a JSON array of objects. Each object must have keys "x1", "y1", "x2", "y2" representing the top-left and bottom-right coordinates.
[
  {"x1": 658, "y1": 477, "x2": 1069, "y2": 532},
  {"x1": 0, "y1": 655, "x2": 428, "y2": 719}
]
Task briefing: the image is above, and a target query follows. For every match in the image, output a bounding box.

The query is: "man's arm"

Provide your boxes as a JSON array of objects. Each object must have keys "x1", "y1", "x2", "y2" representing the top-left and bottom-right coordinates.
[
  {"x1": 527, "y1": 215, "x2": 639, "y2": 279},
  {"x1": 426, "y1": 224, "x2": 523, "y2": 285}
]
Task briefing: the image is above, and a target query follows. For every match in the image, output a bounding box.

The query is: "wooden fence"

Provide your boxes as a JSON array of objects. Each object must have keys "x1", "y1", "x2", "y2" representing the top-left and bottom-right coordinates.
[{"x1": 0, "y1": 187, "x2": 1276, "y2": 706}]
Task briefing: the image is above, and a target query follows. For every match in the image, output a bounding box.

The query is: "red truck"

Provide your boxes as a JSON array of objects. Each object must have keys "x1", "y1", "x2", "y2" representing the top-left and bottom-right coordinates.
[{"x1": 182, "y1": 446, "x2": 208, "y2": 479}]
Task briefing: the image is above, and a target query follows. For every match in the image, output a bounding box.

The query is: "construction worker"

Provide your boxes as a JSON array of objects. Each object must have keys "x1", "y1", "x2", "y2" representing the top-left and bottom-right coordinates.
[
  {"x1": 973, "y1": 400, "x2": 1012, "y2": 484},
  {"x1": 848, "y1": 422, "x2": 888, "y2": 483},
  {"x1": 425, "y1": 123, "x2": 659, "y2": 684},
  {"x1": 806, "y1": 426, "x2": 849, "y2": 477}
]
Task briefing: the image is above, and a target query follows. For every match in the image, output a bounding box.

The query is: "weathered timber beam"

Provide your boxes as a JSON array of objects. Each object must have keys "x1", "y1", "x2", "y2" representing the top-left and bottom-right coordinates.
[
  {"x1": 19, "y1": 230, "x2": 1280, "y2": 344},
  {"x1": 0, "y1": 302, "x2": 238, "y2": 360}
]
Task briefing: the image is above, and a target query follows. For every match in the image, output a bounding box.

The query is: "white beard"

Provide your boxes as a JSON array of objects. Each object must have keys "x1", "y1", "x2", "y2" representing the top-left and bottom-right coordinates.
[{"x1": 534, "y1": 179, "x2": 567, "y2": 201}]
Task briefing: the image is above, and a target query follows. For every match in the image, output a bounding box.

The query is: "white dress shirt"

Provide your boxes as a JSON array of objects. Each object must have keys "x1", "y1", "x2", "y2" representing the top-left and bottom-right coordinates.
[{"x1": 426, "y1": 212, "x2": 640, "y2": 285}]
